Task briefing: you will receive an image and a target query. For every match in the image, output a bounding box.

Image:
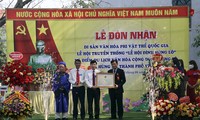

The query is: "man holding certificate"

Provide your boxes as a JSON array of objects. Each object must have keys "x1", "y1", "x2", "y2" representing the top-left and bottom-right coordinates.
[
  {"x1": 108, "y1": 60, "x2": 126, "y2": 120},
  {"x1": 85, "y1": 60, "x2": 100, "y2": 120}
]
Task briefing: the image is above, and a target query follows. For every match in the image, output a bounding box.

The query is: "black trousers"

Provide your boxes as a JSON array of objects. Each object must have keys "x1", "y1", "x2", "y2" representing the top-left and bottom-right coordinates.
[
  {"x1": 72, "y1": 86, "x2": 85, "y2": 119},
  {"x1": 87, "y1": 88, "x2": 100, "y2": 118},
  {"x1": 109, "y1": 89, "x2": 123, "y2": 118}
]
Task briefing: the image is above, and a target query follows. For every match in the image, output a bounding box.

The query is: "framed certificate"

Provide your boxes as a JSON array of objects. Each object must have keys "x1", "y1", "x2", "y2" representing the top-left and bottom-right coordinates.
[{"x1": 96, "y1": 73, "x2": 115, "y2": 88}]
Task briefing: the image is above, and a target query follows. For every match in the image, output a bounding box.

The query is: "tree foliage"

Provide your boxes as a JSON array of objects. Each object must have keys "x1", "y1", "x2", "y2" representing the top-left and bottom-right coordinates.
[
  {"x1": 0, "y1": 26, "x2": 6, "y2": 67},
  {"x1": 192, "y1": 25, "x2": 200, "y2": 56},
  {"x1": 0, "y1": 0, "x2": 32, "y2": 27}
]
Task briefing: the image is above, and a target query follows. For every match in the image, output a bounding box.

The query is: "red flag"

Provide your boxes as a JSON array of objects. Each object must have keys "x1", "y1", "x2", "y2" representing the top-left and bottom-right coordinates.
[
  {"x1": 14, "y1": 21, "x2": 36, "y2": 64},
  {"x1": 36, "y1": 21, "x2": 63, "y2": 64}
]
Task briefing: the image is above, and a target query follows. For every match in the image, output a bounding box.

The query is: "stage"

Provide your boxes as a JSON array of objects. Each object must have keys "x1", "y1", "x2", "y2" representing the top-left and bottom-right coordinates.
[
  {"x1": 28, "y1": 112, "x2": 151, "y2": 120},
  {"x1": 26, "y1": 112, "x2": 200, "y2": 120},
  {"x1": 28, "y1": 90, "x2": 104, "y2": 114}
]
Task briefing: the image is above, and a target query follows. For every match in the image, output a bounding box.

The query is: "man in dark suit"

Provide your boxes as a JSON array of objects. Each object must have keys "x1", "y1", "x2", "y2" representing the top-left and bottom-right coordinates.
[{"x1": 108, "y1": 60, "x2": 126, "y2": 120}]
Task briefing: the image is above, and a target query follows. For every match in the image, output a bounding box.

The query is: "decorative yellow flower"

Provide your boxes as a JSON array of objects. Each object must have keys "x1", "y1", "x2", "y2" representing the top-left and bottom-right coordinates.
[
  {"x1": 183, "y1": 108, "x2": 187, "y2": 111},
  {"x1": 153, "y1": 62, "x2": 158, "y2": 67},
  {"x1": 193, "y1": 112, "x2": 197, "y2": 116},
  {"x1": 161, "y1": 102, "x2": 166, "y2": 106},
  {"x1": 188, "y1": 114, "x2": 192, "y2": 117},
  {"x1": 168, "y1": 104, "x2": 172, "y2": 108},
  {"x1": 168, "y1": 111, "x2": 172, "y2": 115}
]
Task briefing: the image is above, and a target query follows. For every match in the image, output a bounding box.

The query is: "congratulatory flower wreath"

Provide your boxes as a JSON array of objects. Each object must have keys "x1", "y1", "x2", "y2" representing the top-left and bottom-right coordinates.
[
  {"x1": 1, "y1": 91, "x2": 34, "y2": 119},
  {"x1": 0, "y1": 60, "x2": 34, "y2": 87}
]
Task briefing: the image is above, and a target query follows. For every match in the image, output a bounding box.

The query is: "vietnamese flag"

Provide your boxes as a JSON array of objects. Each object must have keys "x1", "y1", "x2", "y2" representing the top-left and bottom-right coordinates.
[
  {"x1": 36, "y1": 21, "x2": 63, "y2": 64},
  {"x1": 14, "y1": 21, "x2": 36, "y2": 64}
]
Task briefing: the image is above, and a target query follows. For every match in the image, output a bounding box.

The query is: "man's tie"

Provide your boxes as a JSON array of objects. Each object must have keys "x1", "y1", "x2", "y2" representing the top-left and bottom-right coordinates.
[
  {"x1": 113, "y1": 69, "x2": 116, "y2": 74},
  {"x1": 76, "y1": 69, "x2": 80, "y2": 85},
  {"x1": 93, "y1": 70, "x2": 95, "y2": 86}
]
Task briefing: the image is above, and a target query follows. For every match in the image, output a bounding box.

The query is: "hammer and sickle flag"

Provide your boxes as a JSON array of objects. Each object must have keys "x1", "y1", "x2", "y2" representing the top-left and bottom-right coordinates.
[
  {"x1": 14, "y1": 21, "x2": 36, "y2": 64},
  {"x1": 15, "y1": 25, "x2": 26, "y2": 35}
]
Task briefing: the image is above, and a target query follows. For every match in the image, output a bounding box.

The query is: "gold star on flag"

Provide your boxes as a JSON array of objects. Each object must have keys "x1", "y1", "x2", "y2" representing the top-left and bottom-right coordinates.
[{"x1": 37, "y1": 24, "x2": 48, "y2": 35}]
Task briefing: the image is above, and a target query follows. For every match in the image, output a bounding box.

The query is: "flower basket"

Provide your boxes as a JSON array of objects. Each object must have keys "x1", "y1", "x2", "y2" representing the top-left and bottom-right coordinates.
[
  {"x1": 0, "y1": 60, "x2": 34, "y2": 88},
  {"x1": 176, "y1": 103, "x2": 200, "y2": 119},
  {"x1": 154, "y1": 99, "x2": 175, "y2": 118},
  {"x1": 1, "y1": 91, "x2": 34, "y2": 119},
  {"x1": 32, "y1": 69, "x2": 52, "y2": 85},
  {"x1": 30, "y1": 68, "x2": 53, "y2": 91}
]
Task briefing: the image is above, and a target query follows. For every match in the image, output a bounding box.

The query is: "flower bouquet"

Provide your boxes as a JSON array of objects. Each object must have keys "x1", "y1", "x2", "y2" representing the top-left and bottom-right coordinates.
[
  {"x1": 156, "y1": 65, "x2": 182, "y2": 92},
  {"x1": 143, "y1": 54, "x2": 183, "y2": 92},
  {"x1": 1, "y1": 91, "x2": 34, "y2": 119},
  {"x1": 30, "y1": 68, "x2": 53, "y2": 91},
  {"x1": 0, "y1": 61, "x2": 34, "y2": 88},
  {"x1": 176, "y1": 103, "x2": 200, "y2": 120},
  {"x1": 154, "y1": 99, "x2": 175, "y2": 119},
  {"x1": 32, "y1": 68, "x2": 53, "y2": 84}
]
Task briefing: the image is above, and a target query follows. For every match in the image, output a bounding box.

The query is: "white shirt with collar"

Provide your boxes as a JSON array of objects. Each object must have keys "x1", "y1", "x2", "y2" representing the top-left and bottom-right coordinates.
[
  {"x1": 69, "y1": 68, "x2": 85, "y2": 87},
  {"x1": 85, "y1": 69, "x2": 100, "y2": 88}
]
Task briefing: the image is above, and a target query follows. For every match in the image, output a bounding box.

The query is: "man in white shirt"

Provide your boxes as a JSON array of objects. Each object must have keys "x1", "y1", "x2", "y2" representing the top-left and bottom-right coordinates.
[
  {"x1": 69, "y1": 59, "x2": 86, "y2": 120},
  {"x1": 85, "y1": 60, "x2": 100, "y2": 120}
]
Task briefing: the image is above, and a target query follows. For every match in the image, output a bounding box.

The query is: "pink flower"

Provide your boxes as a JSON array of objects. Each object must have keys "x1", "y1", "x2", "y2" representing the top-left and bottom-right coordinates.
[
  {"x1": 160, "y1": 72, "x2": 164, "y2": 77},
  {"x1": 170, "y1": 72, "x2": 176, "y2": 78}
]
